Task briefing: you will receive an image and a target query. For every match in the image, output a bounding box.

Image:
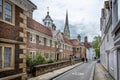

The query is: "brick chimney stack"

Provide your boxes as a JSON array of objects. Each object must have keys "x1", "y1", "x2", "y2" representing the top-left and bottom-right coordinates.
[{"x1": 84, "y1": 36, "x2": 88, "y2": 43}]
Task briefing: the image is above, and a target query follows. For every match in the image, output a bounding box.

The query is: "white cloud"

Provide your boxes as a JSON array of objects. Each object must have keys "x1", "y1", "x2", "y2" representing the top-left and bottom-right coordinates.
[{"x1": 31, "y1": 0, "x2": 104, "y2": 42}]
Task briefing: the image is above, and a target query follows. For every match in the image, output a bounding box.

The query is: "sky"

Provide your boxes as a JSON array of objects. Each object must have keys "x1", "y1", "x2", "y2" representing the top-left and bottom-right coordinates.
[{"x1": 31, "y1": 0, "x2": 104, "y2": 42}]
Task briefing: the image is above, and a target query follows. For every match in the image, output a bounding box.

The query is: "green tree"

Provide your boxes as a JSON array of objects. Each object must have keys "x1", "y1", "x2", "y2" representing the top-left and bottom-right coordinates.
[{"x1": 92, "y1": 36, "x2": 101, "y2": 58}]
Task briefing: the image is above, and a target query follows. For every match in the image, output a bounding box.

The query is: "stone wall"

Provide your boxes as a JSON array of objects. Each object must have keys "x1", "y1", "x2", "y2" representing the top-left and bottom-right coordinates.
[{"x1": 32, "y1": 59, "x2": 81, "y2": 77}]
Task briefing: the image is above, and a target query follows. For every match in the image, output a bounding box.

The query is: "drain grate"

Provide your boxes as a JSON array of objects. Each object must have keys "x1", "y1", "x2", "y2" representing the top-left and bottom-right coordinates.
[{"x1": 104, "y1": 73, "x2": 112, "y2": 78}]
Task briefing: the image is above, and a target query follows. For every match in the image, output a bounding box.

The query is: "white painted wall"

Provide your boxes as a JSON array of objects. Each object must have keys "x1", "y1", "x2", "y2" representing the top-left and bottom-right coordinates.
[
  {"x1": 86, "y1": 48, "x2": 95, "y2": 60},
  {"x1": 100, "y1": 1, "x2": 115, "y2": 78}
]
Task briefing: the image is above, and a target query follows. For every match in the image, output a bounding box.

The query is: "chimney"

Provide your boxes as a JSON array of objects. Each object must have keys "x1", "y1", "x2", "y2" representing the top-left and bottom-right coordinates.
[
  {"x1": 77, "y1": 34, "x2": 81, "y2": 42},
  {"x1": 84, "y1": 36, "x2": 88, "y2": 43}
]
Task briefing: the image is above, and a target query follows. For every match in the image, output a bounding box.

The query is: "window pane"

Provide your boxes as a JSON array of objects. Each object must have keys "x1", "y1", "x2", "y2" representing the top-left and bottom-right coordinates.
[
  {"x1": 5, "y1": 2, "x2": 12, "y2": 22},
  {"x1": 118, "y1": 0, "x2": 120, "y2": 19},
  {"x1": 0, "y1": 0, "x2": 2, "y2": 5},
  {"x1": 4, "y1": 47, "x2": 11, "y2": 68},
  {"x1": 0, "y1": 0, "x2": 2, "y2": 19},
  {"x1": 0, "y1": 46, "x2": 2, "y2": 69}
]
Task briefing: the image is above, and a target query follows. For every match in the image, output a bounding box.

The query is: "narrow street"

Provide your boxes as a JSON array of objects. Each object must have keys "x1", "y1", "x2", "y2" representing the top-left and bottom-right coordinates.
[{"x1": 52, "y1": 61, "x2": 95, "y2": 80}]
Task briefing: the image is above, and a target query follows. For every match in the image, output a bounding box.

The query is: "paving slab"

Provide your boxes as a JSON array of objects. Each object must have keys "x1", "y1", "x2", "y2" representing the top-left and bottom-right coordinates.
[{"x1": 94, "y1": 63, "x2": 114, "y2": 80}]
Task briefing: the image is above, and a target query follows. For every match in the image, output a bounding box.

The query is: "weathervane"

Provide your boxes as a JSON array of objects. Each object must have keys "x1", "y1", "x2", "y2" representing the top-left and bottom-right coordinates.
[
  {"x1": 47, "y1": 7, "x2": 49, "y2": 12},
  {"x1": 47, "y1": 7, "x2": 49, "y2": 15}
]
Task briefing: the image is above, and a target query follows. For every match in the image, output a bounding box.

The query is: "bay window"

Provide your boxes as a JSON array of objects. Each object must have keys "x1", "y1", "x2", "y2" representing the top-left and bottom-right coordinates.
[{"x1": 0, "y1": 44, "x2": 14, "y2": 71}]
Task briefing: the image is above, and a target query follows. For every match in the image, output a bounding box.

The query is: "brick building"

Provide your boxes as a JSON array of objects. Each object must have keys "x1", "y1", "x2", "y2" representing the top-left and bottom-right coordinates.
[
  {"x1": 0, "y1": 0, "x2": 92, "y2": 79},
  {"x1": 0, "y1": 0, "x2": 36, "y2": 79},
  {"x1": 27, "y1": 10, "x2": 90, "y2": 61}
]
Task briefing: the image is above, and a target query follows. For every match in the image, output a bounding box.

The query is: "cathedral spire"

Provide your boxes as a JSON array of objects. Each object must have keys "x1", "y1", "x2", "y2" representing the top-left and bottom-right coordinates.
[{"x1": 64, "y1": 10, "x2": 70, "y2": 39}]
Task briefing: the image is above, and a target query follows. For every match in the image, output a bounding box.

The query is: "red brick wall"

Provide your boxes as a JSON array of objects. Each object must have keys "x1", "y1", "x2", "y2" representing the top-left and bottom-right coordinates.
[
  {"x1": 27, "y1": 32, "x2": 56, "y2": 54},
  {"x1": 0, "y1": 5, "x2": 24, "y2": 79},
  {"x1": 0, "y1": 6, "x2": 23, "y2": 42}
]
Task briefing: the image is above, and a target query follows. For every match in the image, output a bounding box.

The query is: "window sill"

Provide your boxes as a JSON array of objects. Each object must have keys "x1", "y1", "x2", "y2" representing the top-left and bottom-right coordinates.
[
  {"x1": 0, "y1": 67, "x2": 14, "y2": 72},
  {"x1": 30, "y1": 41, "x2": 36, "y2": 44},
  {"x1": 39, "y1": 43, "x2": 44, "y2": 45},
  {"x1": 0, "y1": 19, "x2": 15, "y2": 26},
  {"x1": 46, "y1": 45, "x2": 50, "y2": 47}
]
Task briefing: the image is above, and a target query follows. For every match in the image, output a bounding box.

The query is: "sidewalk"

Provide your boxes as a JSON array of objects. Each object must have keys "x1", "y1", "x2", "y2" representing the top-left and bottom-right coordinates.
[
  {"x1": 28, "y1": 62, "x2": 83, "y2": 80},
  {"x1": 94, "y1": 63, "x2": 114, "y2": 80}
]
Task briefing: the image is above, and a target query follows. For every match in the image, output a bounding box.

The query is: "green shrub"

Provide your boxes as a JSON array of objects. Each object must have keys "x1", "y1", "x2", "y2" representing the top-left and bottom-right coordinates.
[
  {"x1": 47, "y1": 59, "x2": 54, "y2": 63},
  {"x1": 26, "y1": 52, "x2": 46, "y2": 72},
  {"x1": 36, "y1": 53, "x2": 46, "y2": 64}
]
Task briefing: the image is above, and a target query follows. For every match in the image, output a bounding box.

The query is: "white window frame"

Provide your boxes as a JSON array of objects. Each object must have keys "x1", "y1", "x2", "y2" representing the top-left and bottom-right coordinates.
[
  {"x1": 0, "y1": 43, "x2": 15, "y2": 71},
  {"x1": 52, "y1": 41, "x2": 55, "y2": 48},
  {"x1": 46, "y1": 39, "x2": 50, "y2": 46},
  {"x1": 0, "y1": 0, "x2": 15, "y2": 25},
  {"x1": 39, "y1": 36, "x2": 44, "y2": 45},
  {"x1": 29, "y1": 33, "x2": 36, "y2": 43},
  {"x1": 29, "y1": 51, "x2": 36, "y2": 59}
]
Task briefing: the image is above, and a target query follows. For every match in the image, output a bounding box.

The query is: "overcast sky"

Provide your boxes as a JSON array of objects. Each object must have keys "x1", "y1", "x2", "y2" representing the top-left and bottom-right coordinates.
[{"x1": 31, "y1": 0, "x2": 104, "y2": 42}]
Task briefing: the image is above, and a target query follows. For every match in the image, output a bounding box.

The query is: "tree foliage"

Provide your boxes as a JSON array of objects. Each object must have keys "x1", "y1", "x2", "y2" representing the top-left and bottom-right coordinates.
[{"x1": 92, "y1": 36, "x2": 101, "y2": 58}]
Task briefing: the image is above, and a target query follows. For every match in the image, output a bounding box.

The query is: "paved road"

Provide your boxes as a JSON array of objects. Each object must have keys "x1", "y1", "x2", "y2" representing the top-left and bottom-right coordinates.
[{"x1": 52, "y1": 61, "x2": 95, "y2": 80}]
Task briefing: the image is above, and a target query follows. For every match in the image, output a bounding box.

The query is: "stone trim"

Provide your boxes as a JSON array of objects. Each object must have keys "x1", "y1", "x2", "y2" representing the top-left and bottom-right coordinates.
[
  {"x1": 0, "y1": 38, "x2": 25, "y2": 44},
  {"x1": 27, "y1": 28, "x2": 52, "y2": 39},
  {"x1": 20, "y1": 22, "x2": 27, "y2": 29},
  {"x1": 0, "y1": 73, "x2": 26, "y2": 80},
  {"x1": 19, "y1": 32, "x2": 25, "y2": 38},
  {"x1": 19, "y1": 45, "x2": 26, "y2": 49},
  {"x1": 19, "y1": 63, "x2": 26, "y2": 69}
]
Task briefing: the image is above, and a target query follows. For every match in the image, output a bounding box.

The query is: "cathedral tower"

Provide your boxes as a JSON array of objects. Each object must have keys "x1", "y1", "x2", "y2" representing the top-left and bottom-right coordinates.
[{"x1": 64, "y1": 11, "x2": 70, "y2": 39}]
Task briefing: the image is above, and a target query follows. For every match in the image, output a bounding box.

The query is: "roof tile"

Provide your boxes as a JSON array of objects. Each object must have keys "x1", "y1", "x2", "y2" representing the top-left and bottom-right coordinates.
[{"x1": 27, "y1": 17, "x2": 52, "y2": 37}]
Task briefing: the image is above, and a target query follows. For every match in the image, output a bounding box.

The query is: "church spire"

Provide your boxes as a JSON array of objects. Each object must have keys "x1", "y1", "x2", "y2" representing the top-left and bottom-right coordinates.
[{"x1": 64, "y1": 10, "x2": 70, "y2": 39}]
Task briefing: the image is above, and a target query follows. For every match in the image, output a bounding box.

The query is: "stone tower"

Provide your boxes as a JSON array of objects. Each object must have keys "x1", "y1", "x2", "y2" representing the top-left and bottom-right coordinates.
[
  {"x1": 77, "y1": 34, "x2": 81, "y2": 42},
  {"x1": 43, "y1": 8, "x2": 53, "y2": 29},
  {"x1": 64, "y1": 11, "x2": 70, "y2": 39}
]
